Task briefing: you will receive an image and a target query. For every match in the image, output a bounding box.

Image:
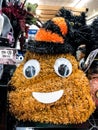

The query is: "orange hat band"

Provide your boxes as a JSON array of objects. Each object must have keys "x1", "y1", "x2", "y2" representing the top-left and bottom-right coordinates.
[
  {"x1": 52, "y1": 17, "x2": 68, "y2": 36},
  {"x1": 35, "y1": 28, "x2": 64, "y2": 44}
]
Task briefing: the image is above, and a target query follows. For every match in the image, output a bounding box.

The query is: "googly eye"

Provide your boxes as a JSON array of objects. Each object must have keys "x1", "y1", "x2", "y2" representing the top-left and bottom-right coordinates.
[
  {"x1": 79, "y1": 58, "x2": 85, "y2": 70},
  {"x1": 70, "y1": 22, "x2": 74, "y2": 26},
  {"x1": 54, "y1": 58, "x2": 72, "y2": 77},
  {"x1": 78, "y1": 23, "x2": 82, "y2": 26},
  {"x1": 23, "y1": 59, "x2": 40, "y2": 79},
  {"x1": 18, "y1": 55, "x2": 24, "y2": 61}
]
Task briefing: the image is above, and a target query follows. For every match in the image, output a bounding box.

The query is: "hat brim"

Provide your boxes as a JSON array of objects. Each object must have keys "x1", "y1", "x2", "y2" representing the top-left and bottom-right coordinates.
[{"x1": 27, "y1": 40, "x2": 74, "y2": 54}]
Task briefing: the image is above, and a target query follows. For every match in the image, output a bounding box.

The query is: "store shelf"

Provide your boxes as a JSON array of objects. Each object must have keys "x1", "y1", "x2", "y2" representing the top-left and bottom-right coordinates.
[
  {"x1": 0, "y1": 64, "x2": 16, "y2": 130},
  {"x1": 6, "y1": 109, "x2": 98, "y2": 130},
  {"x1": 0, "y1": 87, "x2": 7, "y2": 130}
]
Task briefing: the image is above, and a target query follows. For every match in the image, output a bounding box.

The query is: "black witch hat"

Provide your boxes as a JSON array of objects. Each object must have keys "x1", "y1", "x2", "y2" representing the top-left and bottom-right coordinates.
[{"x1": 27, "y1": 17, "x2": 79, "y2": 55}]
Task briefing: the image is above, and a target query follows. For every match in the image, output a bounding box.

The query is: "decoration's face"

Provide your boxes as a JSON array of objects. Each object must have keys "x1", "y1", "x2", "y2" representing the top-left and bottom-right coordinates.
[{"x1": 9, "y1": 51, "x2": 95, "y2": 124}]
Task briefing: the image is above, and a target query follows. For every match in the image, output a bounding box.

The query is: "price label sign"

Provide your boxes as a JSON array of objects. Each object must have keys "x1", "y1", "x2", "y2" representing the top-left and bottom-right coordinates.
[
  {"x1": 0, "y1": 48, "x2": 16, "y2": 65},
  {"x1": 0, "y1": 49, "x2": 13, "y2": 59}
]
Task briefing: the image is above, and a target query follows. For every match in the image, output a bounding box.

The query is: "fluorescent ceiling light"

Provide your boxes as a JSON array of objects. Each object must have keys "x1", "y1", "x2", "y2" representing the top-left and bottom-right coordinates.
[
  {"x1": 87, "y1": 12, "x2": 98, "y2": 20},
  {"x1": 26, "y1": 0, "x2": 39, "y2": 4},
  {"x1": 70, "y1": 0, "x2": 80, "y2": 7},
  {"x1": 36, "y1": 10, "x2": 41, "y2": 15},
  {"x1": 86, "y1": 12, "x2": 98, "y2": 25},
  {"x1": 71, "y1": 0, "x2": 92, "y2": 8}
]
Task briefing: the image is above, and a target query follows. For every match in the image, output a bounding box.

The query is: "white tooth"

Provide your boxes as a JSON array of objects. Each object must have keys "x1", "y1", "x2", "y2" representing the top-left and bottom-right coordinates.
[{"x1": 32, "y1": 90, "x2": 64, "y2": 104}]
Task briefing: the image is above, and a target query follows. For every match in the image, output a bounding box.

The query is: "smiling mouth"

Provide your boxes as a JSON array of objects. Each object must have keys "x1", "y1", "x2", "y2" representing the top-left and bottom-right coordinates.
[{"x1": 32, "y1": 89, "x2": 64, "y2": 104}]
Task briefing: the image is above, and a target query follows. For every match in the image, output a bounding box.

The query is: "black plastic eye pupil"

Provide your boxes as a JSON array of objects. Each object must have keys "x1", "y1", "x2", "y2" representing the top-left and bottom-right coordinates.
[
  {"x1": 80, "y1": 61, "x2": 84, "y2": 68},
  {"x1": 20, "y1": 57, "x2": 22, "y2": 60},
  {"x1": 58, "y1": 64, "x2": 69, "y2": 76},
  {"x1": 25, "y1": 66, "x2": 35, "y2": 78}
]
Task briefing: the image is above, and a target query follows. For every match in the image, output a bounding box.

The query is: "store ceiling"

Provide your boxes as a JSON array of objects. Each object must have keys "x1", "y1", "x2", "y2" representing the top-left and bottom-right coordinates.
[{"x1": 26, "y1": 0, "x2": 98, "y2": 22}]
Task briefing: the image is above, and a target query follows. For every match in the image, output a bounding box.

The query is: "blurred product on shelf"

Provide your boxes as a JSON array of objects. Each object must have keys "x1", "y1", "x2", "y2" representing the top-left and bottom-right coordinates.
[
  {"x1": 1, "y1": 0, "x2": 42, "y2": 49},
  {"x1": 0, "y1": 64, "x2": 3, "y2": 79},
  {"x1": 87, "y1": 57, "x2": 98, "y2": 108}
]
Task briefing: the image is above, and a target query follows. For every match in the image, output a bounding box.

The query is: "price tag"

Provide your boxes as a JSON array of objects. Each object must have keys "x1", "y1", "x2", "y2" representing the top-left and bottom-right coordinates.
[
  {"x1": 0, "y1": 49, "x2": 13, "y2": 59},
  {"x1": 0, "y1": 48, "x2": 16, "y2": 65}
]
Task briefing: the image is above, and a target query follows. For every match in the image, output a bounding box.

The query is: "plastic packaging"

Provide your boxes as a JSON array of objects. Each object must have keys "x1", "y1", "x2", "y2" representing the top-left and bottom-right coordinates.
[{"x1": 0, "y1": 12, "x2": 4, "y2": 35}]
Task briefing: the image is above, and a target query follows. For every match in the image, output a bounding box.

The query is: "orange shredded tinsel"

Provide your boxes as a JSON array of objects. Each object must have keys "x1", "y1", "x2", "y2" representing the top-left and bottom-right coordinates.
[
  {"x1": 52, "y1": 17, "x2": 68, "y2": 36},
  {"x1": 35, "y1": 28, "x2": 64, "y2": 43}
]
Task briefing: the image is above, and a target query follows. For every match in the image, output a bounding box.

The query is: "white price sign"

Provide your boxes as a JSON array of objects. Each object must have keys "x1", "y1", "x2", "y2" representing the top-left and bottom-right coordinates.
[
  {"x1": 0, "y1": 48, "x2": 16, "y2": 65},
  {"x1": 0, "y1": 49, "x2": 13, "y2": 59}
]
